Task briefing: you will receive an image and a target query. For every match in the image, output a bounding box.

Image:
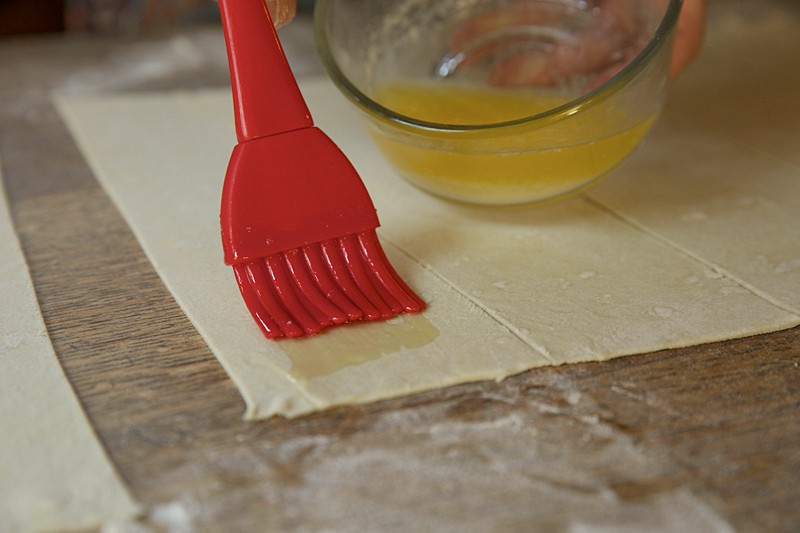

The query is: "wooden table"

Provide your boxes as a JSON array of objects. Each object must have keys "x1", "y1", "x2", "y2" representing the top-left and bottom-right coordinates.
[{"x1": 2, "y1": 3, "x2": 798, "y2": 531}]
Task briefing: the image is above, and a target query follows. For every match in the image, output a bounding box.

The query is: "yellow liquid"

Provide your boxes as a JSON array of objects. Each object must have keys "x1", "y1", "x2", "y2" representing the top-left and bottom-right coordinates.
[
  {"x1": 282, "y1": 314, "x2": 439, "y2": 382},
  {"x1": 369, "y1": 83, "x2": 656, "y2": 205}
]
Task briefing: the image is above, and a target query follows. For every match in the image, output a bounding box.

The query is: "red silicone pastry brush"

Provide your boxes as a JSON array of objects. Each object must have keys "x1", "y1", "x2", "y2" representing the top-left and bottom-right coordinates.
[{"x1": 218, "y1": 0, "x2": 425, "y2": 339}]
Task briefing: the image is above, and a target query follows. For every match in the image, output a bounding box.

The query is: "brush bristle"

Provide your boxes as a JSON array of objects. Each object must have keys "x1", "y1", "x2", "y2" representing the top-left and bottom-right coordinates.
[{"x1": 232, "y1": 230, "x2": 425, "y2": 339}]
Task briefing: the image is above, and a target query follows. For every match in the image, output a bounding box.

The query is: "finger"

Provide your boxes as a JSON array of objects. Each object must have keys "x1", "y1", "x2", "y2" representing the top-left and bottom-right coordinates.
[
  {"x1": 488, "y1": 1, "x2": 638, "y2": 87},
  {"x1": 670, "y1": 0, "x2": 707, "y2": 77},
  {"x1": 265, "y1": 0, "x2": 296, "y2": 28},
  {"x1": 586, "y1": 38, "x2": 643, "y2": 89},
  {"x1": 450, "y1": 2, "x2": 575, "y2": 53}
]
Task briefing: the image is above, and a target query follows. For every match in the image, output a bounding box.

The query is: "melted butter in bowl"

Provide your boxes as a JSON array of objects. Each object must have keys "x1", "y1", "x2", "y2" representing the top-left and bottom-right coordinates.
[
  {"x1": 316, "y1": 0, "x2": 679, "y2": 205},
  {"x1": 368, "y1": 82, "x2": 657, "y2": 205}
]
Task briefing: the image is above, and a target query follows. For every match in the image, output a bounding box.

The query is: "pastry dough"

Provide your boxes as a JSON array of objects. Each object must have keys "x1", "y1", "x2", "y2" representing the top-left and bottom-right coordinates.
[
  {"x1": 0, "y1": 171, "x2": 139, "y2": 531},
  {"x1": 56, "y1": 75, "x2": 799, "y2": 419},
  {"x1": 588, "y1": 13, "x2": 800, "y2": 314}
]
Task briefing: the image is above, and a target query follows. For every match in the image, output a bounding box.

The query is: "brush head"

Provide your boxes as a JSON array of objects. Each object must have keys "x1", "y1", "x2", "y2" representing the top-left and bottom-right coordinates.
[
  {"x1": 232, "y1": 230, "x2": 425, "y2": 338},
  {"x1": 221, "y1": 127, "x2": 424, "y2": 339}
]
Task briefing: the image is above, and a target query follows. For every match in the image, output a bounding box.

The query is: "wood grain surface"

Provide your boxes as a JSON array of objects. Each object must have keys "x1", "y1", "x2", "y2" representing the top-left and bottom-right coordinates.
[{"x1": 1, "y1": 3, "x2": 798, "y2": 531}]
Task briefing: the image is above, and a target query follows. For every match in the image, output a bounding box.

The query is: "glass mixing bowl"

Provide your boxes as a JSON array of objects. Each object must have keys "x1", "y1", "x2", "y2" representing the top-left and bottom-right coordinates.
[{"x1": 315, "y1": 0, "x2": 681, "y2": 205}]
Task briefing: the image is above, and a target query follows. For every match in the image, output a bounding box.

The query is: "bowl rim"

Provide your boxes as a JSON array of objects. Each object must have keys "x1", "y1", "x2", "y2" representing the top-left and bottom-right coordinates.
[{"x1": 314, "y1": 0, "x2": 682, "y2": 133}]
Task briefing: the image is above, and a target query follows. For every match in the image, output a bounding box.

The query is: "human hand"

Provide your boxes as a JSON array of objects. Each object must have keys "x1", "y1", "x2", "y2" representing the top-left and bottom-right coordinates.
[
  {"x1": 670, "y1": 0, "x2": 706, "y2": 77},
  {"x1": 264, "y1": 0, "x2": 706, "y2": 79},
  {"x1": 446, "y1": 0, "x2": 706, "y2": 87}
]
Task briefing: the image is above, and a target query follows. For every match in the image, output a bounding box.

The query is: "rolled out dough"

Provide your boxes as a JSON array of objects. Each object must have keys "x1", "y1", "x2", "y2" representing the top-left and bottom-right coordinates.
[
  {"x1": 589, "y1": 10, "x2": 800, "y2": 314},
  {"x1": 0, "y1": 171, "x2": 139, "y2": 531},
  {"x1": 55, "y1": 71, "x2": 799, "y2": 419}
]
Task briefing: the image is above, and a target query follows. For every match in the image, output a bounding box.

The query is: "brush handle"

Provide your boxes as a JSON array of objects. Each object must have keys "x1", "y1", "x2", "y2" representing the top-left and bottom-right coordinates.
[{"x1": 219, "y1": 0, "x2": 313, "y2": 142}]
